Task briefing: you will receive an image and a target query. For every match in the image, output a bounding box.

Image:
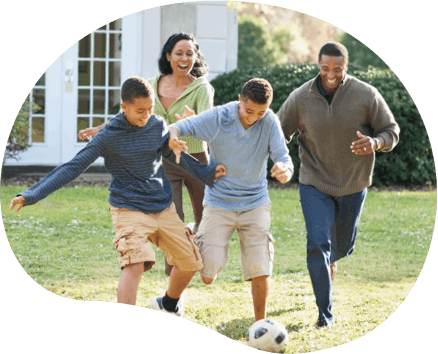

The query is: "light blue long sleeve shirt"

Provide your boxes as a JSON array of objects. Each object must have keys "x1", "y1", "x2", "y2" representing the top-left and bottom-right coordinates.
[{"x1": 171, "y1": 101, "x2": 294, "y2": 212}]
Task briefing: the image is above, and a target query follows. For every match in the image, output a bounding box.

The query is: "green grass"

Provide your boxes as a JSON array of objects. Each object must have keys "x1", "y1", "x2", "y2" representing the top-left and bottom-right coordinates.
[{"x1": 1, "y1": 185, "x2": 436, "y2": 352}]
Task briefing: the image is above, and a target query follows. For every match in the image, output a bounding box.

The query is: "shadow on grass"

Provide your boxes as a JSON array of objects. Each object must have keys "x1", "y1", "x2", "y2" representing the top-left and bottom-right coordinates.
[{"x1": 216, "y1": 317, "x2": 254, "y2": 340}]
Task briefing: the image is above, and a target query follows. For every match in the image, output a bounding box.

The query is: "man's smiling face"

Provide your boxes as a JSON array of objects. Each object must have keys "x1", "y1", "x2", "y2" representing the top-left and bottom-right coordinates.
[{"x1": 318, "y1": 55, "x2": 348, "y2": 94}]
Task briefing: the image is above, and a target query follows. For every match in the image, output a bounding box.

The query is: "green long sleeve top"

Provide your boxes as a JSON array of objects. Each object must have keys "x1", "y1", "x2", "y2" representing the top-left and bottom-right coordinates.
[{"x1": 148, "y1": 75, "x2": 214, "y2": 154}]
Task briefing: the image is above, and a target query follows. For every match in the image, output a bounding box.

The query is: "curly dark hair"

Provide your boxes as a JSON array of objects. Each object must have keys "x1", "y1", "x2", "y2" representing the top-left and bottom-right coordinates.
[
  {"x1": 158, "y1": 33, "x2": 209, "y2": 78},
  {"x1": 240, "y1": 78, "x2": 273, "y2": 105},
  {"x1": 318, "y1": 42, "x2": 349, "y2": 63},
  {"x1": 121, "y1": 76, "x2": 153, "y2": 104}
]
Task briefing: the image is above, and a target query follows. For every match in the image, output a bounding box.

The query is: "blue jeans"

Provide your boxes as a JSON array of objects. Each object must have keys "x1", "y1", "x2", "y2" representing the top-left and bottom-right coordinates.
[{"x1": 299, "y1": 183, "x2": 367, "y2": 325}]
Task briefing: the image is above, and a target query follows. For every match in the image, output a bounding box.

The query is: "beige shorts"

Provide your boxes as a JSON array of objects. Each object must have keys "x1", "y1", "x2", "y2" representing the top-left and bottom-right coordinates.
[
  {"x1": 109, "y1": 203, "x2": 203, "y2": 272},
  {"x1": 194, "y1": 202, "x2": 274, "y2": 281}
]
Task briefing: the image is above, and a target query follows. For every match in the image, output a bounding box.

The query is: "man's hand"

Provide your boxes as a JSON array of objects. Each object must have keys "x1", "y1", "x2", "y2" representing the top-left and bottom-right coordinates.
[
  {"x1": 9, "y1": 196, "x2": 25, "y2": 212},
  {"x1": 78, "y1": 127, "x2": 99, "y2": 141},
  {"x1": 168, "y1": 137, "x2": 188, "y2": 164},
  {"x1": 214, "y1": 165, "x2": 227, "y2": 182},
  {"x1": 175, "y1": 105, "x2": 195, "y2": 121},
  {"x1": 351, "y1": 131, "x2": 375, "y2": 155},
  {"x1": 270, "y1": 162, "x2": 292, "y2": 184}
]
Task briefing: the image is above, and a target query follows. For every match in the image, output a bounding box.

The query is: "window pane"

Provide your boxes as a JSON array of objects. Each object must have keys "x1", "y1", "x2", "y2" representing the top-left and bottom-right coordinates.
[
  {"x1": 31, "y1": 117, "x2": 45, "y2": 143},
  {"x1": 109, "y1": 61, "x2": 121, "y2": 87},
  {"x1": 77, "y1": 118, "x2": 90, "y2": 142},
  {"x1": 94, "y1": 33, "x2": 106, "y2": 58},
  {"x1": 92, "y1": 117, "x2": 105, "y2": 127},
  {"x1": 78, "y1": 89, "x2": 90, "y2": 114},
  {"x1": 109, "y1": 19, "x2": 122, "y2": 30},
  {"x1": 79, "y1": 34, "x2": 91, "y2": 58},
  {"x1": 78, "y1": 61, "x2": 90, "y2": 86},
  {"x1": 108, "y1": 90, "x2": 121, "y2": 115},
  {"x1": 36, "y1": 73, "x2": 45, "y2": 86},
  {"x1": 93, "y1": 90, "x2": 105, "y2": 114},
  {"x1": 98, "y1": 25, "x2": 106, "y2": 31},
  {"x1": 109, "y1": 33, "x2": 122, "y2": 59},
  {"x1": 32, "y1": 89, "x2": 45, "y2": 114},
  {"x1": 93, "y1": 62, "x2": 106, "y2": 86}
]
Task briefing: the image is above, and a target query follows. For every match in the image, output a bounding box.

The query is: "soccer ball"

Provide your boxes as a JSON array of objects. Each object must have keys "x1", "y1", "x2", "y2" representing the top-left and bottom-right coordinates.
[{"x1": 246, "y1": 318, "x2": 289, "y2": 352}]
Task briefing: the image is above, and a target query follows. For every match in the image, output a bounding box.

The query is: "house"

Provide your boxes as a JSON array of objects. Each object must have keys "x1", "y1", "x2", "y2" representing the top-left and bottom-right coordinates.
[{"x1": 4, "y1": 2, "x2": 237, "y2": 174}]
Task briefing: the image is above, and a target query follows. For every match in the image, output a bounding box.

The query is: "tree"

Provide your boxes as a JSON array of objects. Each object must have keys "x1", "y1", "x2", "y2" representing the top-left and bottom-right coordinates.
[
  {"x1": 338, "y1": 32, "x2": 389, "y2": 69},
  {"x1": 237, "y1": 14, "x2": 281, "y2": 69},
  {"x1": 4, "y1": 99, "x2": 40, "y2": 164}
]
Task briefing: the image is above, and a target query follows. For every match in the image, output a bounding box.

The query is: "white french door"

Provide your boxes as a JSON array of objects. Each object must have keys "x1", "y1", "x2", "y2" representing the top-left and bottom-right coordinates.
[{"x1": 60, "y1": 13, "x2": 140, "y2": 164}]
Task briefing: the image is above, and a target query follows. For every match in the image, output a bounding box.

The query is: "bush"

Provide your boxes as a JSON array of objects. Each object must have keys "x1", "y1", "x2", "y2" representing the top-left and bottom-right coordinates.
[
  {"x1": 4, "y1": 98, "x2": 40, "y2": 164},
  {"x1": 210, "y1": 64, "x2": 435, "y2": 187}
]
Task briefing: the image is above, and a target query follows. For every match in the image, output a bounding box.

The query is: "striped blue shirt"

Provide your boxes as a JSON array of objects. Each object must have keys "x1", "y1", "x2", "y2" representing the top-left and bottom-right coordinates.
[{"x1": 18, "y1": 112, "x2": 217, "y2": 214}]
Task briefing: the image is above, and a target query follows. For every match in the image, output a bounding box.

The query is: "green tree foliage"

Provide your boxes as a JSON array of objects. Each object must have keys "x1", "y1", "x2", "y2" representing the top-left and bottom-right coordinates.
[
  {"x1": 237, "y1": 14, "x2": 281, "y2": 69},
  {"x1": 338, "y1": 32, "x2": 389, "y2": 69},
  {"x1": 4, "y1": 99, "x2": 40, "y2": 163},
  {"x1": 210, "y1": 65, "x2": 435, "y2": 187}
]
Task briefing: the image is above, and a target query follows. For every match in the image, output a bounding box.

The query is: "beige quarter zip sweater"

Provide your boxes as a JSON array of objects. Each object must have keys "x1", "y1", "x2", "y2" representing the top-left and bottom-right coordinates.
[{"x1": 278, "y1": 74, "x2": 400, "y2": 197}]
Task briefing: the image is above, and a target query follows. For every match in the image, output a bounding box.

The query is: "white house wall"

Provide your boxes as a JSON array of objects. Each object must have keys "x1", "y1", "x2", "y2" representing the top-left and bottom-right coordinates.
[{"x1": 4, "y1": 2, "x2": 237, "y2": 168}]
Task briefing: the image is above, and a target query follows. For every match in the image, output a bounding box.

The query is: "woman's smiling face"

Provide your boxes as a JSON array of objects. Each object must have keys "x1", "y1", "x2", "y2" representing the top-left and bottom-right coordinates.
[{"x1": 166, "y1": 39, "x2": 197, "y2": 77}]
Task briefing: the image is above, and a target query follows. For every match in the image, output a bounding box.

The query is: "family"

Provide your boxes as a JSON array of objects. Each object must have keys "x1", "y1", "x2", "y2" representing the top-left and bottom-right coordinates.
[{"x1": 9, "y1": 33, "x2": 399, "y2": 329}]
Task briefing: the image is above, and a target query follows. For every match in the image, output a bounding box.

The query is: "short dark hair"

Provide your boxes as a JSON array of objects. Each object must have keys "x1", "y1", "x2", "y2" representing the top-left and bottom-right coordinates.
[
  {"x1": 158, "y1": 33, "x2": 209, "y2": 78},
  {"x1": 318, "y1": 42, "x2": 349, "y2": 63},
  {"x1": 240, "y1": 78, "x2": 273, "y2": 105},
  {"x1": 121, "y1": 76, "x2": 153, "y2": 104}
]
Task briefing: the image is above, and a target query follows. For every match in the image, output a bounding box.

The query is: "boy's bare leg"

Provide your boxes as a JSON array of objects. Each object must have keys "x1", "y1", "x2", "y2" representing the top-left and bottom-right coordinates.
[
  {"x1": 117, "y1": 263, "x2": 144, "y2": 305},
  {"x1": 166, "y1": 266, "x2": 197, "y2": 299},
  {"x1": 251, "y1": 275, "x2": 269, "y2": 321}
]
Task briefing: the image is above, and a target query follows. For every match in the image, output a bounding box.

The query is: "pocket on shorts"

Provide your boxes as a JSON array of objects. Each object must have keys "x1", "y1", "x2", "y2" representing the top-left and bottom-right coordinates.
[
  {"x1": 112, "y1": 226, "x2": 135, "y2": 255},
  {"x1": 267, "y1": 232, "x2": 275, "y2": 261}
]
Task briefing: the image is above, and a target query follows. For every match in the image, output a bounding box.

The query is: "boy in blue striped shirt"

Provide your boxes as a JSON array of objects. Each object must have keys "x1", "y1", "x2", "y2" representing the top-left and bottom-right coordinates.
[{"x1": 9, "y1": 76, "x2": 226, "y2": 315}]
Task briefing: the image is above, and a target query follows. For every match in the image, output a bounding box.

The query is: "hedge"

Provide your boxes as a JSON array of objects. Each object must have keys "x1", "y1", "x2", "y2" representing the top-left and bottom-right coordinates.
[{"x1": 210, "y1": 64, "x2": 435, "y2": 187}]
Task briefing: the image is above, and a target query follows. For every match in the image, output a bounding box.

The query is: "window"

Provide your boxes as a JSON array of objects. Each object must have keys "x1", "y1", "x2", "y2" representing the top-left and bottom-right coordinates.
[{"x1": 29, "y1": 74, "x2": 46, "y2": 143}]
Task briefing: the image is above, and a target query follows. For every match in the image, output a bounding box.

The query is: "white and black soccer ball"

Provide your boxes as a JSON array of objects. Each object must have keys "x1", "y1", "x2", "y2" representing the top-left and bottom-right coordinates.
[{"x1": 246, "y1": 318, "x2": 289, "y2": 352}]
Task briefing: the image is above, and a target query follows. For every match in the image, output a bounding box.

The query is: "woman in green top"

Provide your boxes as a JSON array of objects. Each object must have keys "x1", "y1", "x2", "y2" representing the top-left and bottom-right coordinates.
[{"x1": 150, "y1": 33, "x2": 214, "y2": 275}]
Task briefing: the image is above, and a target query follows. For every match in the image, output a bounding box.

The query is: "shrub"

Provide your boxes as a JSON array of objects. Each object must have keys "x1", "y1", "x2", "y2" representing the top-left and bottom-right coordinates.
[
  {"x1": 4, "y1": 98, "x2": 40, "y2": 164},
  {"x1": 210, "y1": 64, "x2": 435, "y2": 187}
]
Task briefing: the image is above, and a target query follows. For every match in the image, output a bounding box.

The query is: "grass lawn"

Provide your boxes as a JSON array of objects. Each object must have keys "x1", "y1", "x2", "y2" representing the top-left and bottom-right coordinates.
[{"x1": 1, "y1": 185, "x2": 436, "y2": 352}]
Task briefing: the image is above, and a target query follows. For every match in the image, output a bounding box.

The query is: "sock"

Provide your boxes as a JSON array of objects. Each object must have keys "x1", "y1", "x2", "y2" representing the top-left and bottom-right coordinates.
[{"x1": 162, "y1": 292, "x2": 179, "y2": 313}]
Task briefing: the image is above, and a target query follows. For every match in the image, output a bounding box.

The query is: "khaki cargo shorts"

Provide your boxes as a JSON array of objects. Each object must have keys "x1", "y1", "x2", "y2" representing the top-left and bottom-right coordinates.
[
  {"x1": 109, "y1": 203, "x2": 203, "y2": 272},
  {"x1": 194, "y1": 202, "x2": 274, "y2": 281}
]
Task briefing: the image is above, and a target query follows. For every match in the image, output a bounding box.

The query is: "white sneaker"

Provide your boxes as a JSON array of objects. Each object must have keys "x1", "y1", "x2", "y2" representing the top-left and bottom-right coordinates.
[{"x1": 149, "y1": 296, "x2": 183, "y2": 317}]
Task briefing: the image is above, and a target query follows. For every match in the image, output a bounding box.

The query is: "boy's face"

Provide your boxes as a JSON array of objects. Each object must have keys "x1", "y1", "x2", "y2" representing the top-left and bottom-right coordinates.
[
  {"x1": 120, "y1": 96, "x2": 155, "y2": 127},
  {"x1": 238, "y1": 95, "x2": 271, "y2": 130}
]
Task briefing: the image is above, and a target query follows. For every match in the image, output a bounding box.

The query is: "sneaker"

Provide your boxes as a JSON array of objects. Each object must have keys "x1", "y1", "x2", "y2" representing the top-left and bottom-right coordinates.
[
  {"x1": 149, "y1": 296, "x2": 183, "y2": 317},
  {"x1": 330, "y1": 262, "x2": 337, "y2": 282},
  {"x1": 315, "y1": 319, "x2": 334, "y2": 330}
]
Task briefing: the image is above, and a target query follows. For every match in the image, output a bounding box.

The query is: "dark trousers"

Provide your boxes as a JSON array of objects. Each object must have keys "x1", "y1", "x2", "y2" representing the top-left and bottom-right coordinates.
[
  {"x1": 163, "y1": 151, "x2": 209, "y2": 276},
  {"x1": 299, "y1": 183, "x2": 367, "y2": 325}
]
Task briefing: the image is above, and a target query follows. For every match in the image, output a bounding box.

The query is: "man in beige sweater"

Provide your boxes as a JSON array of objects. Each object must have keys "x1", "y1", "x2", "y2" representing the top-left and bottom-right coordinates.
[{"x1": 278, "y1": 42, "x2": 400, "y2": 329}]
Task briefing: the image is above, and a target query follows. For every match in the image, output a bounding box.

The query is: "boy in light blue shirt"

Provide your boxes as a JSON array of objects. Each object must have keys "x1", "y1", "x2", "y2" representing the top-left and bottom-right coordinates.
[{"x1": 168, "y1": 78, "x2": 294, "y2": 322}]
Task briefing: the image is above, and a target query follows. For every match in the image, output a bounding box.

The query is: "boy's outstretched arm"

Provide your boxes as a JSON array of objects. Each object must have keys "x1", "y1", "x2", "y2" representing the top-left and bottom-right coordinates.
[
  {"x1": 10, "y1": 133, "x2": 106, "y2": 209},
  {"x1": 162, "y1": 133, "x2": 225, "y2": 187}
]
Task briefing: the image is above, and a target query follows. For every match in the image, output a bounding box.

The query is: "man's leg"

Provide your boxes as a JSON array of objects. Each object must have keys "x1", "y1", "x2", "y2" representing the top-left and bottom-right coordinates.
[
  {"x1": 117, "y1": 263, "x2": 145, "y2": 305},
  {"x1": 251, "y1": 275, "x2": 269, "y2": 321},
  {"x1": 299, "y1": 184, "x2": 335, "y2": 327},
  {"x1": 330, "y1": 188, "x2": 368, "y2": 264}
]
